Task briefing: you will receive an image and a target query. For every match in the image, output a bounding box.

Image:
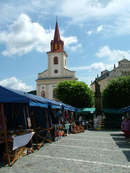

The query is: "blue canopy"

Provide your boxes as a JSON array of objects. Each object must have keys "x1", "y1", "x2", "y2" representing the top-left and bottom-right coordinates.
[
  {"x1": 120, "y1": 106, "x2": 130, "y2": 113},
  {"x1": 62, "y1": 103, "x2": 76, "y2": 111},
  {"x1": 0, "y1": 85, "x2": 48, "y2": 107},
  {"x1": 0, "y1": 85, "x2": 78, "y2": 111},
  {"x1": 29, "y1": 101, "x2": 48, "y2": 108},
  {"x1": 48, "y1": 99, "x2": 62, "y2": 109},
  {"x1": 0, "y1": 86, "x2": 29, "y2": 103}
]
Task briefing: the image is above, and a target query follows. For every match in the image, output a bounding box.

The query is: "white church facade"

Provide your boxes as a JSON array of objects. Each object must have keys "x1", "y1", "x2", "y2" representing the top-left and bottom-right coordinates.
[{"x1": 36, "y1": 21, "x2": 77, "y2": 100}]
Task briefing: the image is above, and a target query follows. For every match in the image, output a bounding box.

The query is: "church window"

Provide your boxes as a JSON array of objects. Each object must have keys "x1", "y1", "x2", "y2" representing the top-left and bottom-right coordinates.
[
  {"x1": 41, "y1": 90, "x2": 45, "y2": 97},
  {"x1": 54, "y1": 69, "x2": 58, "y2": 73},
  {"x1": 54, "y1": 56, "x2": 58, "y2": 64}
]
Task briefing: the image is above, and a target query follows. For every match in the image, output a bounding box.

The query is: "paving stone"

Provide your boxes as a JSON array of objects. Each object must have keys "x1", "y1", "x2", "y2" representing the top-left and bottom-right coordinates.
[{"x1": 0, "y1": 131, "x2": 130, "y2": 173}]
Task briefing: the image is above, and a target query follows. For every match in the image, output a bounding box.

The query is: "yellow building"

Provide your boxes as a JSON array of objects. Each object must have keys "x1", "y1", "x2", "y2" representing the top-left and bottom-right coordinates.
[{"x1": 90, "y1": 59, "x2": 130, "y2": 92}]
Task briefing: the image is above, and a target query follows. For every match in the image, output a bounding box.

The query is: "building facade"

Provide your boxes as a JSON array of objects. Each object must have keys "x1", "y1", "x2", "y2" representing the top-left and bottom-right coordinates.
[
  {"x1": 91, "y1": 59, "x2": 130, "y2": 92},
  {"x1": 36, "y1": 21, "x2": 77, "y2": 99}
]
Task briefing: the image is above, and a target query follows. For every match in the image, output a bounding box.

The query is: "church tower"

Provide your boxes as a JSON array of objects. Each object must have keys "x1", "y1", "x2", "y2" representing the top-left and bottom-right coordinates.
[{"x1": 36, "y1": 21, "x2": 77, "y2": 100}]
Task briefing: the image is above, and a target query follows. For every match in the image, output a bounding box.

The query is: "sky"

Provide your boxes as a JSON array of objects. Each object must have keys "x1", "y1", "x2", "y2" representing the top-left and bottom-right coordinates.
[{"x1": 0, "y1": 0, "x2": 130, "y2": 91}]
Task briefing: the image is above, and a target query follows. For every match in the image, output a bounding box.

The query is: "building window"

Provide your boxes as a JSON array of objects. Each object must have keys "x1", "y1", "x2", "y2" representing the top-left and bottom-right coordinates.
[
  {"x1": 54, "y1": 69, "x2": 58, "y2": 73},
  {"x1": 54, "y1": 56, "x2": 58, "y2": 64},
  {"x1": 41, "y1": 90, "x2": 45, "y2": 97}
]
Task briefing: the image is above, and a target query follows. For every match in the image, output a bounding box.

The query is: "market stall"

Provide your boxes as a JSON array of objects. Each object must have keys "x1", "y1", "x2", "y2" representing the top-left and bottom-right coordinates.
[{"x1": 0, "y1": 86, "x2": 48, "y2": 166}]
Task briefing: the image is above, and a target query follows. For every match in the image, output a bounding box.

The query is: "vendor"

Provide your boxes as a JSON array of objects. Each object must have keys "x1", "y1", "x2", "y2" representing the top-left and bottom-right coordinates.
[{"x1": 121, "y1": 117, "x2": 130, "y2": 138}]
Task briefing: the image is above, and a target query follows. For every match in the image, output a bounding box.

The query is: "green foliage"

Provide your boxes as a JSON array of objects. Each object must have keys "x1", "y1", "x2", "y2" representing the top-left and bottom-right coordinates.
[
  {"x1": 55, "y1": 80, "x2": 94, "y2": 108},
  {"x1": 102, "y1": 76, "x2": 130, "y2": 108}
]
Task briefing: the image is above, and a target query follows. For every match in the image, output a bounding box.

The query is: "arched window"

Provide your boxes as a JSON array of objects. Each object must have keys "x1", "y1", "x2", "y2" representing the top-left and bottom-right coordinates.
[
  {"x1": 41, "y1": 90, "x2": 45, "y2": 97},
  {"x1": 54, "y1": 56, "x2": 58, "y2": 64}
]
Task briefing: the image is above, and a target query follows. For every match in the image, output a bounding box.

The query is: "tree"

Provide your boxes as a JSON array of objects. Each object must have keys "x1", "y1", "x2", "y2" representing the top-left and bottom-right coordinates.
[
  {"x1": 55, "y1": 80, "x2": 94, "y2": 108},
  {"x1": 102, "y1": 76, "x2": 130, "y2": 108}
]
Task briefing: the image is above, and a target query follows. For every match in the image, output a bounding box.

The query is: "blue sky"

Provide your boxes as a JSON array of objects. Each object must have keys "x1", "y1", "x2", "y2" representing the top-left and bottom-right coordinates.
[{"x1": 0, "y1": 0, "x2": 130, "y2": 91}]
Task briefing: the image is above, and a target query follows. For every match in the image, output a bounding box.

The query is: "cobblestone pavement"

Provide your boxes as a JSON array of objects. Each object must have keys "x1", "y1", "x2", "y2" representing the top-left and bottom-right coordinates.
[{"x1": 1, "y1": 130, "x2": 130, "y2": 173}]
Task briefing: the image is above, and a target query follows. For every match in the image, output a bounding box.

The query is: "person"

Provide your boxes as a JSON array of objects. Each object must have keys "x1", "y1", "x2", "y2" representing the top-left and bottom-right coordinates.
[
  {"x1": 82, "y1": 121, "x2": 85, "y2": 129},
  {"x1": 65, "y1": 121, "x2": 70, "y2": 135},
  {"x1": 50, "y1": 123, "x2": 55, "y2": 141},
  {"x1": 121, "y1": 117, "x2": 130, "y2": 138},
  {"x1": 88, "y1": 119, "x2": 93, "y2": 129},
  {"x1": 55, "y1": 126, "x2": 59, "y2": 141}
]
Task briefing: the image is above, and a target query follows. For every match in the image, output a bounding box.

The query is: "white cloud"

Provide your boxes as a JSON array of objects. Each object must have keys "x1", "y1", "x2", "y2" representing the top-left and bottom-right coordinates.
[
  {"x1": 87, "y1": 25, "x2": 103, "y2": 36},
  {"x1": 62, "y1": 35, "x2": 78, "y2": 48},
  {"x1": 1, "y1": 1, "x2": 130, "y2": 36},
  {"x1": 59, "y1": 0, "x2": 130, "y2": 21},
  {"x1": 97, "y1": 25, "x2": 103, "y2": 32},
  {"x1": 112, "y1": 16, "x2": 130, "y2": 35},
  {"x1": 96, "y1": 46, "x2": 130, "y2": 61},
  {"x1": 71, "y1": 62, "x2": 113, "y2": 71},
  {"x1": 58, "y1": 0, "x2": 130, "y2": 36},
  {"x1": 69, "y1": 43, "x2": 82, "y2": 52},
  {"x1": 0, "y1": 77, "x2": 33, "y2": 92},
  {"x1": 78, "y1": 75, "x2": 96, "y2": 86},
  {"x1": 2, "y1": 0, "x2": 128, "y2": 24},
  {"x1": 87, "y1": 31, "x2": 93, "y2": 35},
  {"x1": 0, "y1": 14, "x2": 80, "y2": 56},
  {"x1": 0, "y1": 0, "x2": 54, "y2": 25}
]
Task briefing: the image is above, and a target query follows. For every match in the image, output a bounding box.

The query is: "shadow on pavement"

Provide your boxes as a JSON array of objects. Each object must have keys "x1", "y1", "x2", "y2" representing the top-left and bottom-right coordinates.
[
  {"x1": 0, "y1": 159, "x2": 7, "y2": 168},
  {"x1": 123, "y1": 151, "x2": 130, "y2": 162},
  {"x1": 112, "y1": 136, "x2": 126, "y2": 141},
  {"x1": 111, "y1": 133, "x2": 130, "y2": 162},
  {"x1": 111, "y1": 133, "x2": 124, "y2": 137}
]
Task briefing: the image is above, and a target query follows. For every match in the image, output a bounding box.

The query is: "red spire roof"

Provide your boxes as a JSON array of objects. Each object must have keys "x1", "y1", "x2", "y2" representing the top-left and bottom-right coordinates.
[
  {"x1": 50, "y1": 20, "x2": 64, "y2": 52},
  {"x1": 54, "y1": 21, "x2": 61, "y2": 42}
]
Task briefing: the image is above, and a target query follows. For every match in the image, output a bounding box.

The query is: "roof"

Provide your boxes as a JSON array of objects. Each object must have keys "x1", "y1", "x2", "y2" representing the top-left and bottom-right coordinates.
[
  {"x1": 119, "y1": 58, "x2": 129, "y2": 63},
  {"x1": 37, "y1": 76, "x2": 74, "y2": 81},
  {"x1": 54, "y1": 21, "x2": 61, "y2": 42}
]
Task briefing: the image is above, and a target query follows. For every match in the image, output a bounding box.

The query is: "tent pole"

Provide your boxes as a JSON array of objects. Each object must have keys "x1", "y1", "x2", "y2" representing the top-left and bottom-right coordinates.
[
  {"x1": 23, "y1": 105, "x2": 28, "y2": 129},
  {"x1": 1, "y1": 104, "x2": 10, "y2": 166},
  {"x1": 46, "y1": 109, "x2": 49, "y2": 129},
  {"x1": 26, "y1": 105, "x2": 31, "y2": 128},
  {"x1": 26, "y1": 105, "x2": 34, "y2": 151}
]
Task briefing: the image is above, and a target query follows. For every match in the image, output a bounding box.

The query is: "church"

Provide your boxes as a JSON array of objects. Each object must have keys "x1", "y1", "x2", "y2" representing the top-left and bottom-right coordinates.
[{"x1": 36, "y1": 21, "x2": 77, "y2": 100}]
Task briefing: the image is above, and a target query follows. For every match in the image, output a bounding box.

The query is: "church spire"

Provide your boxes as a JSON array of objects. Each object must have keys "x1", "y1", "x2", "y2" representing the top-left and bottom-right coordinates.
[
  {"x1": 50, "y1": 20, "x2": 64, "y2": 52},
  {"x1": 54, "y1": 20, "x2": 60, "y2": 42}
]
